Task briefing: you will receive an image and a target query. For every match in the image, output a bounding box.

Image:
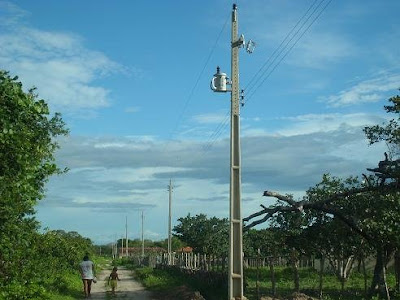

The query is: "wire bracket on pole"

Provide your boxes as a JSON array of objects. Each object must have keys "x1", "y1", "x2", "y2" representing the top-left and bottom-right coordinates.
[
  {"x1": 240, "y1": 89, "x2": 245, "y2": 107},
  {"x1": 232, "y1": 34, "x2": 245, "y2": 48}
]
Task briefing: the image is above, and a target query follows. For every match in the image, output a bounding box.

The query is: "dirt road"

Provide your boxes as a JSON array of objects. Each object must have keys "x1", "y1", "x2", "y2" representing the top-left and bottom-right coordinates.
[{"x1": 84, "y1": 266, "x2": 156, "y2": 300}]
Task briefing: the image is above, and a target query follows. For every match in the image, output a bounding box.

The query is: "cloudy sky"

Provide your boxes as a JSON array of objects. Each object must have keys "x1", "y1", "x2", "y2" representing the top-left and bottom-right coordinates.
[{"x1": 1, "y1": 0, "x2": 398, "y2": 244}]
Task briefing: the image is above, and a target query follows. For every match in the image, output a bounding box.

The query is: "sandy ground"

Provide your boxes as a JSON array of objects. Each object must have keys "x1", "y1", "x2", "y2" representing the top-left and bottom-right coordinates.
[{"x1": 81, "y1": 266, "x2": 156, "y2": 300}]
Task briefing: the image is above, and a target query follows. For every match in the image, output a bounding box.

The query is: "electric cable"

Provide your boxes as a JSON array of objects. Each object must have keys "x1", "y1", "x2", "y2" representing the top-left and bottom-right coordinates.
[
  {"x1": 201, "y1": 0, "x2": 332, "y2": 154},
  {"x1": 154, "y1": 12, "x2": 230, "y2": 169},
  {"x1": 167, "y1": 13, "x2": 230, "y2": 142},
  {"x1": 244, "y1": 0, "x2": 320, "y2": 93},
  {"x1": 244, "y1": 0, "x2": 332, "y2": 105}
]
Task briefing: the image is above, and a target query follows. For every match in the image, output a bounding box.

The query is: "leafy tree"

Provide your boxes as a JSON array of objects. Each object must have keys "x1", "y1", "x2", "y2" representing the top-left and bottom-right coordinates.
[
  {"x1": 153, "y1": 236, "x2": 186, "y2": 251},
  {"x1": 244, "y1": 228, "x2": 283, "y2": 258},
  {"x1": 173, "y1": 213, "x2": 229, "y2": 255},
  {"x1": 364, "y1": 93, "x2": 400, "y2": 296},
  {"x1": 364, "y1": 94, "x2": 400, "y2": 158},
  {"x1": 0, "y1": 70, "x2": 68, "y2": 299},
  {"x1": 303, "y1": 175, "x2": 373, "y2": 293}
]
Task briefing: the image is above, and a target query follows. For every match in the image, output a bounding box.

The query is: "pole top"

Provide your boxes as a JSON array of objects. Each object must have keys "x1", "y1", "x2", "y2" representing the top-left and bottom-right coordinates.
[{"x1": 233, "y1": 3, "x2": 237, "y2": 10}]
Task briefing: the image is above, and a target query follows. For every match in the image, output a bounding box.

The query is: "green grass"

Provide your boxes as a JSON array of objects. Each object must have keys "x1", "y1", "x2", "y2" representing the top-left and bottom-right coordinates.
[
  {"x1": 132, "y1": 265, "x2": 399, "y2": 300},
  {"x1": 245, "y1": 266, "x2": 398, "y2": 300},
  {"x1": 134, "y1": 267, "x2": 226, "y2": 300},
  {"x1": 47, "y1": 271, "x2": 84, "y2": 300}
]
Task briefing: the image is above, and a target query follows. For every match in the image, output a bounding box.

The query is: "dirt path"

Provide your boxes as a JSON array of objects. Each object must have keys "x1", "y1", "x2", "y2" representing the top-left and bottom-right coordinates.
[{"x1": 82, "y1": 266, "x2": 156, "y2": 300}]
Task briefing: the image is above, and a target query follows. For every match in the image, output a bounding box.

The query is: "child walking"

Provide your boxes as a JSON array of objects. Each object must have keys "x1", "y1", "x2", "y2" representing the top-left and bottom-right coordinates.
[{"x1": 108, "y1": 266, "x2": 121, "y2": 295}]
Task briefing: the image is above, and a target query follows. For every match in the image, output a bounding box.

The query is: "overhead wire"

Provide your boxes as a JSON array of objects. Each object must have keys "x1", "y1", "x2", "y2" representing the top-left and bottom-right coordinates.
[
  {"x1": 201, "y1": 110, "x2": 230, "y2": 153},
  {"x1": 155, "y1": 12, "x2": 230, "y2": 169},
  {"x1": 168, "y1": 14, "x2": 230, "y2": 141},
  {"x1": 244, "y1": 0, "x2": 333, "y2": 105},
  {"x1": 244, "y1": 0, "x2": 320, "y2": 93},
  {"x1": 200, "y1": 0, "x2": 332, "y2": 154}
]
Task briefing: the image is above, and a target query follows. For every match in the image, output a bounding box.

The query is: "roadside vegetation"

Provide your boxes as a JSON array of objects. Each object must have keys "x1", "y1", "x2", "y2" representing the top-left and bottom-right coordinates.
[
  {"x1": 0, "y1": 71, "x2": 97, "y2": 299},
  {"x1": 131, "y1": 264, "x2": 398, "y2": 300},
  {"x1": 134, "y1": 266, "x2": 225, "y2": 300},
  {"x1": 245, "y1": 266, "x2": 397, "y2": 300}
]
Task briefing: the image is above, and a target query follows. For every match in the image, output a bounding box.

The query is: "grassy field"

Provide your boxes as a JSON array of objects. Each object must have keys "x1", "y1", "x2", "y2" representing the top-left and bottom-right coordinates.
[
  {"x1": 134, "y1": 267, "x2": 226, "y2": 300},
  {"x1": 133, "y1": 265, "x2": 399, "y2": 300},
  {"x1": 245, "y1": 266, "x2": 398, "y2": 299}
]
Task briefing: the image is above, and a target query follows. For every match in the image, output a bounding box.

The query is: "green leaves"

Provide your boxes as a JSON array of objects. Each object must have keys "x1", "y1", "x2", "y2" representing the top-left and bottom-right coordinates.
[
  {"x1": 173, "y1": 214, "x2": 229, "y2": 255},
  {"x1": 364, "y1": 94, "x2": 400, "y2": 157},
  {"x1": 0, "y1": 70, "x2": 72, "y2": 298}
]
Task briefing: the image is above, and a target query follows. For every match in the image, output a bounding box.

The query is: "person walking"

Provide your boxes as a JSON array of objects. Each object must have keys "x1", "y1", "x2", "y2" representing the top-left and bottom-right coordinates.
[
  {"x1": 108, "y1": 266, "x2": 121, "y2": 295},
  {"x1": 79, "y1": 254, "x2": 96, "y2": 298}
]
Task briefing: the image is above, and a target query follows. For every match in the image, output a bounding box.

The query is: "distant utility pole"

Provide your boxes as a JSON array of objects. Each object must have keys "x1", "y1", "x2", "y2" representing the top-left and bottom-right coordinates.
[
  {"x1": 167, "y1": 179, "x2": 173, "y2": 264},
  {"x1": 114, "y1": 234, "x2": 117, "y2": 259},
  {"x1": 121, "y1": 236, "x2": 124, "y2": 257},
  {"x1": 211, "y1": 4, "x2": 253, "y2": 299},
  {"x1": 125, "y1": 216, "x2": 128, "y2": 257},
  {"x1": 141, "y1": 211, "x2": 145, "y2": 257}
]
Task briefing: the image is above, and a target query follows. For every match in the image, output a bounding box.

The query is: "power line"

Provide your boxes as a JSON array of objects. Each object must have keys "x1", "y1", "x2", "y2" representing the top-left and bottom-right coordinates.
[
  {"x1": 244, "y1": 0, "x2": 332, "y2": 104},
  {"x1": 166, "y1": 13, "x2": 230, "y2": 143},
  {"x1": 200, "y1": 0, "x2": 332, "y2": 154},
  {"x1": 244, "y1": 0, "x2": 320, "y2": 93},
  {"x1": 154, "y1": 12, "x2": 230, "y2": 168},
  {"x1": 202, "y1": 110, "x2": 230, "y2": 152}
]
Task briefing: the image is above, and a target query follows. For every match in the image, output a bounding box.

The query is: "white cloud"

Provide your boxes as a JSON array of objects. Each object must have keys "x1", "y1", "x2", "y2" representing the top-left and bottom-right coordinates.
[
  {"x1": 243, "y1": 113, "x2": 385, "y2": 137},
  {"x1": 246, "y1": 2, "x2": 357, "y2": 70},
  {"x1": 0, "y1": 1, "x2": 29, "y2": 26},
  {"x1": 323, "y1": 73, "x2": 400, "y2": 107},
  {"x1": 0, "y1": 8, "x2": 124, "y2": 113},
  {"x1": 40, "y1": 117, "x2": 387, "y2": 243},
  {"x1": 287, "y1": 32, "x2": 356, "y2": 69}
]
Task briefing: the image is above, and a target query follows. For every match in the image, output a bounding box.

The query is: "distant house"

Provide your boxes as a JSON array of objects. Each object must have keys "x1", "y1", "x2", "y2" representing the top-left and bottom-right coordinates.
[{"x1": 176, "y1": 246, "x2": 193, "y2": 253}]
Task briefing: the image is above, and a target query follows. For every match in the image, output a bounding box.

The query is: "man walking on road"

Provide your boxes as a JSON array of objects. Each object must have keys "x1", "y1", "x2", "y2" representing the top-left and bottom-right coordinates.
[{"x1": 79, "y1": 254, "x2": 96, "y2": 298}]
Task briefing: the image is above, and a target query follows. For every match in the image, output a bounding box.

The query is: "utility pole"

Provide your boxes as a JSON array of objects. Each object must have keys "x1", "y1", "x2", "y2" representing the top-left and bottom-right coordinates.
[
  {"x1": 167, "y1": 179, "x2": 173, "y2": 264},
  {"x1": 121, "y1": 236, "x2": 124, "y2": 257},
  {"x1": 114, "y1": 234, "x2": 117, "y2": 259},
  {"x1": 125, "y1": 216, "x2": 128, "y2": 257},
  {"x1": 141, "y1": 211, "x2": 145, "y2": 257},
  {"x1": 229, "y1": 4, "x2": 244, "y2": 298},
  {"x1": 211, "y1": 4, "x2": 251, "y2": 299}
]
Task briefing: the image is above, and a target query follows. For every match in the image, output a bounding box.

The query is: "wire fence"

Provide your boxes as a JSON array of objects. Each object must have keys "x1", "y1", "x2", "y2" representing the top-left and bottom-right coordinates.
[{"x1": 133, "y1": 252, "x2": 317, "y2": 271}]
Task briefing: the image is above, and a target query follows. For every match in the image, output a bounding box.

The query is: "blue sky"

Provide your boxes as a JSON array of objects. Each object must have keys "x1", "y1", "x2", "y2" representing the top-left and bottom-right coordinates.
[{"x1": 1, "y1": 0, "x2": 399, "y2": 244}]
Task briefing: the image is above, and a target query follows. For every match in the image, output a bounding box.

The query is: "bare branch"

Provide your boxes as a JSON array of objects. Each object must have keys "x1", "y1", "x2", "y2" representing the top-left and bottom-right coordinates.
[
  {"x1": 263, "y1": 190, "x2": 298, "y2": 206},
  {"x1": 243, "y1": 206, "x2": 283, "y2": 223},
  {"x1": 243, "y1": 206, "x2": 298, "y2": 230}
]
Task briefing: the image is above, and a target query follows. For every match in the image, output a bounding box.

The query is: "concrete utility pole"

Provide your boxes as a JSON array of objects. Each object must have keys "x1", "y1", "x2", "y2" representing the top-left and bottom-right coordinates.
[
  {"x1": 141, "y1": 211, "x2": 145, "y2": 257},
  {"x1": 125, "y1": 216, "x2": 128, "y2": 257},
  {"x1": 229, "y1": 4, "x2": 244, "y2": 299},
  {"x1": 113, "y1": 240, "x2": 116, "y2": 259},
  {"x1": 211, "y1": 4, "x2": 248, "y2": 299},
  {"x1": 114, "y1": 234, "x2": 118, "y2": 259},
  {"x1": 167, "y1": 179, "x2": 173, "y2": 264},
  {"x1": 121, "y1": 236, "x2": 124, "y2": 257}
]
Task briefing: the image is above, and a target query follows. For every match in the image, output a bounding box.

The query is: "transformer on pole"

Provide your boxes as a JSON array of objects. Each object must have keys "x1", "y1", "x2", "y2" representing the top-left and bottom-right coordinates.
[{"x1": 210, "y1": 4, "x2": 253, "y2": 299}]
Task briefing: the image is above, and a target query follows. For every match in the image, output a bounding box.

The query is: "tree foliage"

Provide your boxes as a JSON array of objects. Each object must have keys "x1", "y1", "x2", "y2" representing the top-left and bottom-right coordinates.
[
  {"x1": 364, "y1": 94, "x2": 400, "y2": 157},
  {"x1": 243, "y1": 92, "x2": 400, "y2": 298},
  {"x1": 173, "y1": 213, "x2": 229, "y2": 256},
  {"x1": 0, "y1": 71, "x2": 93, "y2": 299}
]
